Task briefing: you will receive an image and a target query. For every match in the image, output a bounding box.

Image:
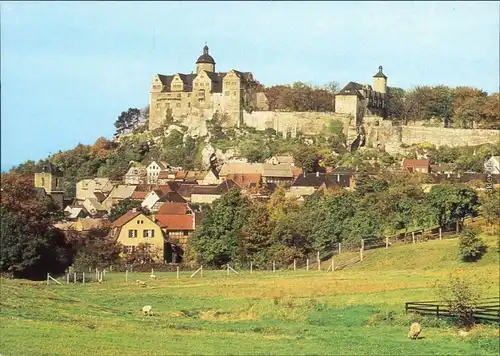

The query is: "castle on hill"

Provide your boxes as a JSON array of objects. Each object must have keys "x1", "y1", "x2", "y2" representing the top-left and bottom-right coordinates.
[
  {"x1": 148, "y1": 45, "x2": 388, "y2": 133},
  {"x1": 149, "y1": 45, "x2": 268, "y2": 131}
]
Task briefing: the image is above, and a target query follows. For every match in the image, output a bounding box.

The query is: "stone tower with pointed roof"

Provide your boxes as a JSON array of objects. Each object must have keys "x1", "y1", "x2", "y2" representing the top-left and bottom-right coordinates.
[
  {"x1": 149, "y1": 45, "x2": 267, "y2": 131},
  {"x1": 34, "y1": 162, "x2": 65, "y2": 208},
  {"x1": 334, "y1": 65, "x2": 388, "y2": 123},
  {"x1": 372, "y1": 65, "x2": 387, "y2": 94}
]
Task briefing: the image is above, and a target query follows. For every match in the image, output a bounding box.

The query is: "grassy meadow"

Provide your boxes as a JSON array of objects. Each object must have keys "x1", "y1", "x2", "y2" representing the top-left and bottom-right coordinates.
[{"x1": 1, "y1": 235, "x2": 499, "y2": 355}]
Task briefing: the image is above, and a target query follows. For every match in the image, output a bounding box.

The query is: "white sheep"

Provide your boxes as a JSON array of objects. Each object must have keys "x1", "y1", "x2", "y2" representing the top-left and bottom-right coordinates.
[
  {"x1": 142, "y1": 305, "x2": 153, "y2": 316},
  {"x1": 149, "y1": 274, "x2": 157, "y2": 280},
  {"x1": 136, "y1": 280, "x2": 147, "y2": 287},
  {"x1": 407, "y1": 322, "x2": 422, "y2": 339}
]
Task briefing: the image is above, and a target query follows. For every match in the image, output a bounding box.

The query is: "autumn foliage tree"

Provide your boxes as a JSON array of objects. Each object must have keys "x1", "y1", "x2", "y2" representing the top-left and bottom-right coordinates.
[{"x1": 0, "y1": 173, "x2": 72, "y2": 279}]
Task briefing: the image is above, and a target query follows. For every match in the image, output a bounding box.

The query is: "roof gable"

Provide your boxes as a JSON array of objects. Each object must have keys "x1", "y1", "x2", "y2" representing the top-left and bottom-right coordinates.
[{"x1": 111, "y1": 211, "x2": 142, "y2": 228}]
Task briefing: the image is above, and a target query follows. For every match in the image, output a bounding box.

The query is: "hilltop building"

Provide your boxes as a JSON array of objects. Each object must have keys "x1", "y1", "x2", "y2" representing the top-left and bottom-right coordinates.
[
  {"x1": 335, "y1": 66, "x2": 388, "y2": 124},
  {"x1": 34, "y1": 162, "x2": 64, "y2": 208},
  {"x1": 149, "y1": 45, "x2": 267, "y2": 130}
]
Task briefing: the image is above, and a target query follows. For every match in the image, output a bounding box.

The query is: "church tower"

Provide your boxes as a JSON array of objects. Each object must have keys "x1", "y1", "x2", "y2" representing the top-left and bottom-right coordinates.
[
  {"x1": 34, "y1": 162, "x2": 64, "y2": 208},
  {"x1": 373, "y1": 65, "x2": 387, "y2": 94},
  {"x1": 195, "y1": 45, "x2": 216, "y2": 74}
]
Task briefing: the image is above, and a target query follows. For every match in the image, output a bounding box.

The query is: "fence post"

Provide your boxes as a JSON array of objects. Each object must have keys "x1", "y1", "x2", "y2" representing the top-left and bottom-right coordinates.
[
  {"x1": 227, "y1": 264, "x2": 230, "y2": 276},
  {"x1": 360, "y1": 248, "x2": 363, "y2": 261},
  {"x1": 200, "y1": 265, "x2": 203, "y2": 278},
  {"x1": 456, "y1": 220, "x2": 459, "y2": 233},
  {"x1": 66, "y1": 273, "x2": 69, "y2": 284},
  {"x1": 439, "y1": 227, "x2": 442, "y2": 240},
  {"x1": 47, "y1": 273, "x2": 50, "y2": 286},
  {"x1": 125, "y1": 270, "x2": 128, "y2": 282},
  {"x1": 317, "y1": 251, "x2": 321, "y2": 271},
  {"x1": 361, "y1": 239, "x2": 365, "y2": 251},
  {"x1": 96, "y1": 268, "x2": 99, "y2": 281},
  {"x1": 338, "y1": 243, "x2": 341, "y2": 255},
  {"x1": 83, "y1": 272, "x2": 85, "y2": 285},
  {"x1": 177, "y1": 266, "x2": 180, "y2": 279},
  {"x1": 273, "y1": 261, "x2": 276, "y2": 273},
  {"x1": 293, "y1": 259, "x2": 296, "y2": 272},
  {"x1": 74, "y1": 272, "x2": 77, "y2": 284},
  {"x1": 250, "y1": 262, "x2": 253, "y2": 274},
  {"x1": 306, "y1": 259, "x2": 309, "y2": 271},
  {"x1": 436, "y1": 305, "x2": 440, "y2": 318},
  {"x1": 385, "y1": 237, "x2": 389, "y2": 249},
  {"x1": 412, "y1": 232, "x2": 415, "y2": 244},
  {"x1": 331, "y1": 258, "x2": 334, "y2": 272}
]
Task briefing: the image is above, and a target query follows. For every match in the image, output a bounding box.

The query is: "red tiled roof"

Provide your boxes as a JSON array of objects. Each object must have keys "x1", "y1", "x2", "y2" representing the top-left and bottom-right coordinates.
[
  {"x1": 111, "y1": 211, "x2": 141, "y2": 228},
  {"x1": 225, "y1": 173, "x2": 261, "y2": 188},
  {"x1": 155, "y1": 215, "x2": 194, "y2": 231},
  {"x1": 157, "y1": 202, "x2": 189, "y2": 215},
  {"x1": 402, "y1": 159, "x2": 429, "y2": 168},
  {"x1": 131, "y1": 191, "x2": 148, "y2": 200}
]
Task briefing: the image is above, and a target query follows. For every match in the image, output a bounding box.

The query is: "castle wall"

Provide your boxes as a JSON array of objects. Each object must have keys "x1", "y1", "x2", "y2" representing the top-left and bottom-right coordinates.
[
  {"x1": 242, "y1": 111, "x2": 353, "y2": 137},
  {"x1": 367, "y1": 122, "x2": 499, "y2": 154}
]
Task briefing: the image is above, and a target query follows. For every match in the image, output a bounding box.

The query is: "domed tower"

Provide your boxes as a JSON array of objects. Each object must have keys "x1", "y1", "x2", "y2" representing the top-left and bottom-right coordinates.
[
  {"x1": 373, "y1": 65, "x2": 387, "y2": 94},
  {"x1": 195, "y1": 45, "x2": 216, "y2": 74}
]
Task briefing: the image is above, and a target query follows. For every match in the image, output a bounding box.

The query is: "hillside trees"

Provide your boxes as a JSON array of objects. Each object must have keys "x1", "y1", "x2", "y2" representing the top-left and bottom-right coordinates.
[
  {"x1": 0, "y1": 173, "x2": 73, "y2": 279},
  {"x1": 191, "y1": 189, "x2": 250, "y2": 266},
  {"x1": 263, "y1": 82, "x2": 335, "y2": 112},
  {"x1": 114, "y1": 108, "x2": 142, "y2": 135}
]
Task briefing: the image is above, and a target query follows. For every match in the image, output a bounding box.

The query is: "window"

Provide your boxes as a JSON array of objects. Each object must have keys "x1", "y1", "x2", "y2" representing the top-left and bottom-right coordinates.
[
  {"x1": 128, "y1": 229, "x2": 138, "y2": 238},
  {"x1": 55, "y1": 178, "x2": 59, "y2": 187},
  {"x1": 188, "y1": 102, "x2": 191, "y2": 108},
  {"x1": 198, "y1": 89, "x2": 205, "y2": 102},
  {"x1": 225, "y1": 91, "x2": 230, "y2": 96},
  {"x1": 143, "y1": 229, "x2": 155, "y2": 238},
  {"x1": 41, "y1": 177, "x2": 45, "y2": 186},
  {"x1": 176, "y1": 102, "x2": 181, "y2": 108},
  {"x1": 177, "y1": 93, "x2": 181, "y2": 98}
]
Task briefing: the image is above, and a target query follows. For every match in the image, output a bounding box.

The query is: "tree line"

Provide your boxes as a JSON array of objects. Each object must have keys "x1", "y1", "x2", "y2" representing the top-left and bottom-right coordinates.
[
  {"x1": 387, "y1": 86, "x2": 499, "y2": 129},
  {"x1": 188, "y1": 171, "x2": 499, "y2": 268}
]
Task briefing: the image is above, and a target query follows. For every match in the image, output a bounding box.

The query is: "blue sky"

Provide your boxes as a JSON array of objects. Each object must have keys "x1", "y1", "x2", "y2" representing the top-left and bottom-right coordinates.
[{"x1": 1, "y1": 1, "x2": 499, "y2": 170}]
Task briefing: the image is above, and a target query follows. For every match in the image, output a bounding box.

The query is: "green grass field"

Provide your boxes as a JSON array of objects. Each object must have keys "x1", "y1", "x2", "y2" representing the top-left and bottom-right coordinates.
[{"x1": 1, "y1": 235, "x2": 499, "y2": 355}]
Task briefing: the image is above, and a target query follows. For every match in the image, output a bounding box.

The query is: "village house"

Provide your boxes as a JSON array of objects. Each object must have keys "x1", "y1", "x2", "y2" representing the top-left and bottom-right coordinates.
[
  {"x1": 191, "y1": 179, "x2": 239, "y2": 204},
  {"x1": 75, "y1": 178, "x2": 114, "y2": 201},
  {"x1": 224, "y1": 173, "x2": 262, "y2": 188},
  {"x1": 402, "y1": 159, "x2": 430, "y2": 174},
  {"x1": 102, "y1": 185, "x2": 137, "y2": 212},
  {"x1": 64, "y1": 206, "x2": 86, "y2": 220},
  {"x1": 140, "y1": 183, "x2": 180, "y2": 211},
  {"x1": 289, "y1": 172, "x2": 343, "y2": 197},
  {"x1": 484, "y1": 156, "x2": 500, "y2": 174},
  {"x1": 55, "y1": 217, "x2": 109, "y2": 233},
  {"x1": 110, "y1": 211, "x2": 166, "y2": 262},
  {"x1": 199, "y1": 168, "x2": 220, "y2": 185},
  {"x1": 123, "y1": 166, "x2": 147, "y2": 185},
  {"x1": 218, "y1": 163, "x2": 294, "y2": 186},
  {"x1": 146, "y1": 161, "x2": 170, "y2": 184},
  {"x1": 153, "y1": 202, "x2": 197, "y2": 262},
  {"x1": 82, "y1": 197, "x2": 107, "y2": 217}
]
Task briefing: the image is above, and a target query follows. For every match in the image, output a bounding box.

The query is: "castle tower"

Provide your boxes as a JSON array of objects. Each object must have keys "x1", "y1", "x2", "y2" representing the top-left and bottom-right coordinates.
[
  {"x1": 34, "y1": 162, "x2": 64, "y2": 208},
  {"x1": 373, "y1": 65, "x2": 387, "y2": 94},
  {"x1": 195, "y1": 45, "x2": 216, "y2": 74}
]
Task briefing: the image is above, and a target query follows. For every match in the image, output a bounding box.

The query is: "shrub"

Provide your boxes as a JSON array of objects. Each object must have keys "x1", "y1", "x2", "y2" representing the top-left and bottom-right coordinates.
[
  {"x1": 458, "y1": 228, "x2": 487, "y2": 262},
  {"x1": 436, "y1": 274, "x2": 482, "y2": 328}
]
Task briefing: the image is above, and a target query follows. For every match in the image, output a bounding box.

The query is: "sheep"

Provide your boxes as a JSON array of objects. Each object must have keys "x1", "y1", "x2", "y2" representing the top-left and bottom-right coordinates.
[
  {"x1": 407, "y1": 322, "x2": 422, "y2": 340},
  {"x1": 136, "y1": 280, "x2": 147, "y2": 287},
  {"x1": 142, "y1": 305, "x2": 153, "y2": 316},
  {"x1": 149, "y1": 274, "x2": 157, "y2": 280}
]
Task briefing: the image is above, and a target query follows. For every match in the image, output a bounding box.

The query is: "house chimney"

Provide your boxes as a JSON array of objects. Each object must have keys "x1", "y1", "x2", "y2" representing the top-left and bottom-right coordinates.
[{"x1": 316, "y1": 171, "x2": 319, "y2": 177}]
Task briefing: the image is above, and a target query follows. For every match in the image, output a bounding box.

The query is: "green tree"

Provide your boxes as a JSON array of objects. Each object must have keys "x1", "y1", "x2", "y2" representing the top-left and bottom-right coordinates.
[
  {"x1": 480, "y1": 192, "x2": 500, "y2": 232},
  {"x1": 114, "y1": 108, "x2": 141, "y2": 135},
  {"x1": 426, "y1": 185, "x2": 480, "y2": 228},
  {"x1": 238, "y1": 202, "x2": 274, "y2": 268},
  {"x1": 108, "y1": 198, "x2": 143, "y2": 223},
  {"x1": 386, "y1": 87, "x2": 406, "y2": 121},
  {"x1": 0, "y1": 208, "x2": 72, "y2": 280},
  {"x1": 293, "y1": 145, "x2": 320, "y2": 173},
  {"x1": 458, "y1": 228, "x2": 487, "y2": 262},
  {"x1": 67, "y1": 227, "x2": 123, "y2": 271},
  {"x1": 191, "y1": 189, "x2": 250, "y2": 266}
]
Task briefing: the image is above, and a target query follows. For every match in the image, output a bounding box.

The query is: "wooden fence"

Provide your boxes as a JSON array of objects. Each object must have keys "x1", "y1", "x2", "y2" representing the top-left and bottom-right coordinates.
[{"x1": 405, "y1": 297, "x2": 500, "y2": 323}]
